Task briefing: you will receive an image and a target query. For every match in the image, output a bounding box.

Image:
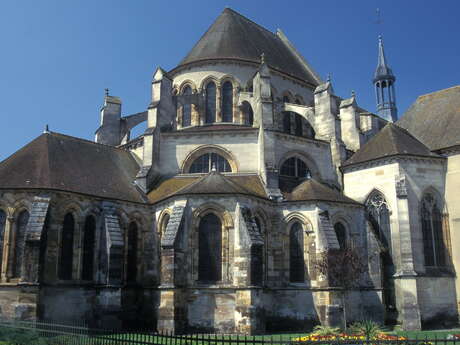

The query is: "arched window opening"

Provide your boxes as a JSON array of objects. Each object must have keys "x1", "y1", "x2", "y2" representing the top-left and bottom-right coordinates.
[
  {"x1": 334, "y1": 222, "x2": 347, "y2": 250},
  {"x1": 222, "y1": 81, "x2": 233, "y2": 123},
  {"x1": 366, "y1": 192, "x2": 391, "y2": 252},
  {"x1": 205, "y1": 82, "x2": 216, "y2": 124},
  {"x1": 241, "y1": 101, "x2": 253, "y2": 126},
  {"x1": 182, "y1": 86, "x2": 192, "y2": 127},
  {"x1": 282, "y1": 112, "x2": 291, "y2": 133},
  {"x1": 255, "y1": 217, "x2": 263, "y2": 234},
  {"x1": 13, "y1": 210, "x2": 29, "y2": 278},
  {"x1": 280, "y1": 157, "x2": 311, "y2": 179},
  {"x1": 160, "y1": 213, "x2": 170, "y2": 242},
  {"x1": 59, "y1": 213, "x2": 75, "y2": 280},
  {"x1": 81, "y1": 215, "x2": 96, "y2": 281},
  {"x1": 250, "y1": 245, "x2": 264, "y2": 286},
  {"x1": 126, "y1": 222, "x2": 138, "y2": 283},
  {"x1": 421, "y1": 194, "x2": 446, "y2": 267},
  {"x1": 198, "y1": 213, "x2": 222, "y2": 282},
  {"x1": 294, "y1": 114, "x2": 303, "y2": 137},
  {"x1": 189, "y1": 152, "x2": 232, "y2": 173},
  {"x1": 289, "y1": 221, "x2": 304, "y2": 283},
  {"x1": 0, "y1": 210, "x2": 5, "y2": 271}
]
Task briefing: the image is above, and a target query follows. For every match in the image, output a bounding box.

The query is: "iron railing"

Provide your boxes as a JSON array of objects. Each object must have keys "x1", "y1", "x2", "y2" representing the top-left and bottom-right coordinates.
[{"x1": 0, "y1": 319, "x2": 458, "y2": 345}]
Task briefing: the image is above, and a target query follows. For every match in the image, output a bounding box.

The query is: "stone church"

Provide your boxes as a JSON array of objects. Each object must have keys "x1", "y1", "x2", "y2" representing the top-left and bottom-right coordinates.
[{"x1": 0, "y1": 8, "x2": 458, "y2": 333}]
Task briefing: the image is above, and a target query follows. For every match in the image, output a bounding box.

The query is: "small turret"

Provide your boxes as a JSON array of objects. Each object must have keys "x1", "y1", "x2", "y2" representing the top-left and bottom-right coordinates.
[{"x1": 374, "y1": 36, "x2": 397, "y2": 122}]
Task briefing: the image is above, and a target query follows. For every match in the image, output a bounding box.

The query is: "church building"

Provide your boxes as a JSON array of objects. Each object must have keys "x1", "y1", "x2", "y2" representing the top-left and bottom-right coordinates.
[{"x1": 0, "y1": 8, "x2": 458, "y2": 333}]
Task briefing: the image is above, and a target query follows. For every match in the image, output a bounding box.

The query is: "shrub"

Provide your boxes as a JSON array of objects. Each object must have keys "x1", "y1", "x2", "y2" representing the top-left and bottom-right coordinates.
[
  {"x1": 311, "y1": 324, "x2": 342, "y2": 336},
  {"x1": 349, "y1": 320, "x2": 385, "y2": 339}
]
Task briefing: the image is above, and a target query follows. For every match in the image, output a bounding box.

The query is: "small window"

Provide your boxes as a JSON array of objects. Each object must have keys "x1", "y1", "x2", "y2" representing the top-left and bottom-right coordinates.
[
  {"x1": 205, "y1": 82, "x2": 216, "y2": 124},
  {"x1": 250, "y1": 245, "x2": 264, "y2": 286},
  {"x1": 189, "y1": 152, "x2": 232, "y2": 173},
  {"x1": 289, "y1": 222, "x2": 304, "y2": 282},
  {"x1": 59, "y1": 213, "x2": 75, "y2": 280},
  {"x1": 81, "y1": 215, "x2": 96, "y2": 281},
  {"x1": 294, "y1": 114, "x2": 303, "y2": 137},
  {"x1": 282, "y1": 112, "x2": 291, "y2": 133},
  {"x1": 280, "y1": 157, "x2": 311, "y2": 179},
  {"x1": 222, "y1": 81, "x2": 233, "y2": 123},
  {"x1": 13, "y1": 210, "x2": 29, "y2": 278},
  {"x1": 182, "y1": 86, "x2": 192, "y2": 127},
  {"x1": 198, "y1": 213, "x2": 222, "y2": 282},
  {"x1": 126, "y1": 222, "x2": 138, "y2": 283},
  {"x1": 334, "y1": 222, "x2": 347, "y2": 250}
]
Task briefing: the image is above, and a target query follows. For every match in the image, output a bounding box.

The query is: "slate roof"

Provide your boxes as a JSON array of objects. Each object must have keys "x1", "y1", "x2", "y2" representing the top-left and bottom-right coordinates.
[
  {"x1": 147, "y1": 173, "x2": 267, "y2": 203},
  {"x1": 343, "y1": 123, "x2": 440, "y2": 167},
  {"x1": 173, "y1": 8, "x2": 320, "y2": 86},
  {"x1": 0, "y1": 132, "x2": 145, "y2": 203},
  {"x1": 397, "y1": 85, "x2": 460, "y2": 151},
  {"x1": 284, "y1": 179, "x2": 360, "y2": 205}
]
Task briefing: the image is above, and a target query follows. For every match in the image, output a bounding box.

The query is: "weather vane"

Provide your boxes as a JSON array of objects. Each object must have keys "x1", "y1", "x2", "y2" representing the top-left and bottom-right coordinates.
[{"x1": 375, "y1": 8, "x2": 383, "y2": 36}]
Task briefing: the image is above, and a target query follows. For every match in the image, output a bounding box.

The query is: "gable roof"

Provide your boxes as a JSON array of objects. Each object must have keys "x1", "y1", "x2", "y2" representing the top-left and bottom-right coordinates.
[
  {"x1": 397, "y1": 85, "x2": 460, "y2": 151},
  {"x1": 147, "y1": 173, "x2": 267, "y2": 203},
  {"x1": 343, "y1": 123, "x2": 440, "y2": 168},
  {"x1": 0, "y1": 132, "x2": 145, "y2": 203},
  {"x1": 173, "y1": 8, "x2": 320, "y2": 86},
  {"x1": 284, "y1": 179, "x2": 360, "y2": 205}
]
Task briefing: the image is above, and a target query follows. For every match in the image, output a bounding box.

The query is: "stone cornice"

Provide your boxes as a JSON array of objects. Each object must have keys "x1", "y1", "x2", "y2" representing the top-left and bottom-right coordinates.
[{"x1": 341, "y1": 154, "x2": 446, "y2": 173}]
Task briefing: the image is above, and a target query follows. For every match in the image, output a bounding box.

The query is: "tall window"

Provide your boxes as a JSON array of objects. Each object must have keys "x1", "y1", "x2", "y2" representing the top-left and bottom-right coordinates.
[
  {"x1": 81, "y1": 215, "x2": 96, "y2": 281},
  {"x1": 280, "y1": 157, "x2": 311, "y2": 179},
  {"x1": 282, "y1": 112, "x2": 291, "y2": 133},
  {"x1": 334, "y1": 222, "x2": 347, "y2": 250},
  {"x1": 241, "y1": 101, "x2": 253, "y2": 126},
  {"x1": 126, "y1": 222, "x2": 138, "y2": 283},
  {"x1": 294, "y1": 114, "x2": 303, "y2": 137},
  {"x1": 222, "y1": 81, "x2": 233, "y2": 122},
  {"x1": 366, "y1": 192, "x2": 391, "y2": 252},
  {"x1": 205, "y1": 82, "x2": 216, "y2": 124},
  {"x1": 250, "y1": 245, "x2": 264, "y2": 286},
  {"x1": 0, "y1": 210, "x2": 5, "y2": 271},
  {"x1": 289, "y1": 221, "x2": 304, "y2": 283},
  {"x1": 182, "y1": 86, "x2": 192, "y2": 127},
  {"x1": 198, "y1": 213, "x2": 222, "y2": 282},
  {"x1": 13, "y1": 210, "x2": 29, "y2": 278},
  {"x1": 59, "y1": 213, "x2": 75, "y2": 280},
  {"x1": 189, "y1": 152, "x2": 232, "y2": 173},
  {"x1": 421, "y1": 194, "x2": 446, "y2": 267}
]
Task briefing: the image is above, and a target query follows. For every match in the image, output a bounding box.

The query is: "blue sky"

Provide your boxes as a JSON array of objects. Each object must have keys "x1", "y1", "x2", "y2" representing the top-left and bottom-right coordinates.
[{"x1": 0, "y1": 0, "x2": 459, "y2": 161}]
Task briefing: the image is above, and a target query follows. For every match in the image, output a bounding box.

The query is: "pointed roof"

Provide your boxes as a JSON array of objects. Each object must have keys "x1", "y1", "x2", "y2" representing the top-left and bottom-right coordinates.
[
  {"x1": 284, "y1": 179, "x2": 359, "y2": 204},
  {"x1": 374, "y1": 36, "x2": 395, "y2": 82},
  {"x1": 343, "y1": 123, "x2": 440, "y2": 167},
  {"x1": 397, "y1": 85, "x2": 460, "y2": 151},
  {"x1": 173, "y1": 8, "x2": 321, "y2": 86},
  {"x1": 0, "y1": 132, "x2": 145, "y2": 203},
  {"x1": 147, "y1": 173, "x2": 268, "y2": 203}
]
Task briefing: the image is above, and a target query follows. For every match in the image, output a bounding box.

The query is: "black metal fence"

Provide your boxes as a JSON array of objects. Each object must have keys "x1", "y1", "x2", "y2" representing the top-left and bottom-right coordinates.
[{"x1": 0, "y1": 319, "x2": 458, "y2": 345}]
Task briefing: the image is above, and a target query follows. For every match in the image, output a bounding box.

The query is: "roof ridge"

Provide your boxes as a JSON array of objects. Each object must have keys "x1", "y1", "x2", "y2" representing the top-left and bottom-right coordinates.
[
  {"x1": 47, "y1": 131, "x2": 128, "y2": 152},
  {"x1": 417, "y1": 84, "x2": 460, "y2": 100}
]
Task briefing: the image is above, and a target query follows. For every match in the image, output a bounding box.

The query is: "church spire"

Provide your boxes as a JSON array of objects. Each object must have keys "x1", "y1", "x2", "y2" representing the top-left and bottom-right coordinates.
[{"x1": 373, "y1": 35, "x2": 397, "y2": 122}]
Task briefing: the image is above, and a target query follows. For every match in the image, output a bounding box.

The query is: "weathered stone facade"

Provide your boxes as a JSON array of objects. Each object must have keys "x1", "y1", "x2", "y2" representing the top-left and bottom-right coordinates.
[{"x1": 0, "y1": 7, "x2": 459, "y2": 334}]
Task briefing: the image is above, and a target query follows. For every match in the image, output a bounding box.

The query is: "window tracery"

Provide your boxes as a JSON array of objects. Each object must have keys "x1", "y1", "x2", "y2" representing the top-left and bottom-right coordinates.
[
  {"x1": 366, "y1": 192, "x2": 391, "y2": 252},
  {"x1": 189, "y1": 153, "x2": 231, "y2": 173},
  {"x1": 421, "y1": 193, "x2": 446, "y2": 267},
  {"x1": 280, "y1": 157, "x2": 312, "y2": 179}
]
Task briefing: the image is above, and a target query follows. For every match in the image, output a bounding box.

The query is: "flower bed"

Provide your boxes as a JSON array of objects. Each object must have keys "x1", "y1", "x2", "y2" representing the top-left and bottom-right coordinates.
[{"x1": 292, "y1": 333, "x2": 406, "y2": 342}]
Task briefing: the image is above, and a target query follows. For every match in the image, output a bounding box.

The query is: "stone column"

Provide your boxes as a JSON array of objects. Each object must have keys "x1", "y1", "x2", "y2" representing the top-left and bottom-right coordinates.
[{"x1": 394, "y1": 175, "x2": 421, "y2": 330}]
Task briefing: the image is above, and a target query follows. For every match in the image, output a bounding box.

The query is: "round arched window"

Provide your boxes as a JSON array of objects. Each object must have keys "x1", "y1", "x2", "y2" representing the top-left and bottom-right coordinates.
[
  {"x1": 189, "y1": 153, "x2": 232, "y2": 173},
  {"x1": 280, "y1": 157, "x2": 311, "y2": 179}
]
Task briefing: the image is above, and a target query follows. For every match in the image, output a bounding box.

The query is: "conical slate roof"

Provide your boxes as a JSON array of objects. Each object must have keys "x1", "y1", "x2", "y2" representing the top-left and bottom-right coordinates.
[
  {"x1": 174, "y1": 8, "x2": 321, "y2": 85},
  {"x1": 397, "y1": 85, "x2": 460, "y2": 151},
  {"x1": 285, "y1": 179, "x2": 359, "y2": 204},
  {"x1": 343, "y1": 123, "x2": 440, "y2": 167},
  {"x1": 0, "y1": 132, "x2": 145, "y2": 203},
  {"x1": 374, "y1": 36, "x2": 395, "y2": 82}
]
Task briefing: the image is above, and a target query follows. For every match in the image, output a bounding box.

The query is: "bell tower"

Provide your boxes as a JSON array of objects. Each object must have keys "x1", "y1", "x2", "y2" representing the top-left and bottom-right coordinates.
[{"x1": 373, "y1": 36, "x2": 397, "y2": 122}]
